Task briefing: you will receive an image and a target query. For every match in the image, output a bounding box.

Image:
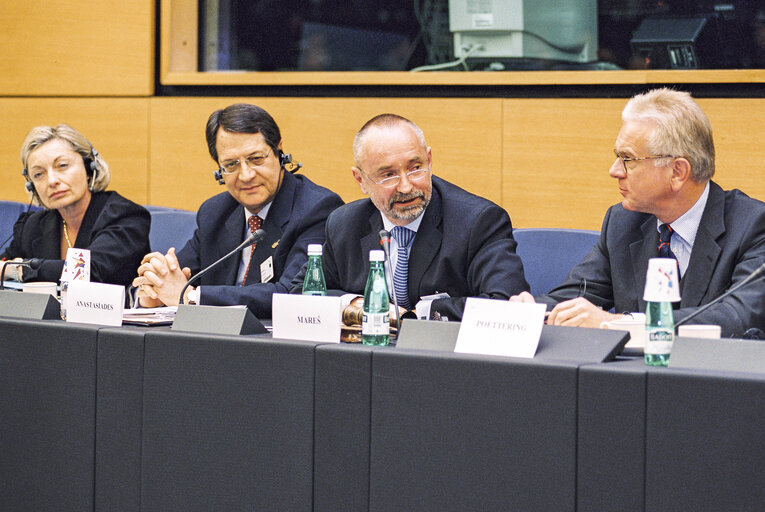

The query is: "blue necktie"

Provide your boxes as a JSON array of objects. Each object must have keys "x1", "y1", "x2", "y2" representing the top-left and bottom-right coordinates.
[
  {"x1": 391, "y1": 226, "x2": 415, "y2": 310},
  {"x1": 658, "y1": 223, "x2": 677, "y2": 260}
]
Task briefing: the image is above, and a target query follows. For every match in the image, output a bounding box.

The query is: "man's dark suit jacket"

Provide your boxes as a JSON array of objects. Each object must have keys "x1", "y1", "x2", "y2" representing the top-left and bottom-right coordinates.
[
  {"x1": 291, "y1": 175, "x2": 528, "y2": 321},
  {"x1": 176, "y1": 171, "x2": 343, "y2": 317},
  {"x1": 1, "y1": 191, "x2": 150, "y2": 286},
  {"x1": 538, "y1": 181, "x2": 765, "y2": 337}
]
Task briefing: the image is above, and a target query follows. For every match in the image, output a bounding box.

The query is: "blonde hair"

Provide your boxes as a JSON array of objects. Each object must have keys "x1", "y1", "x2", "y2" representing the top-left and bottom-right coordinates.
[
  {"x1": 622, "y1": 88, "x2": 714, "y2": 182},
  {"x1": 20, "y1": 124, "x2": 111, "y2": 206}
]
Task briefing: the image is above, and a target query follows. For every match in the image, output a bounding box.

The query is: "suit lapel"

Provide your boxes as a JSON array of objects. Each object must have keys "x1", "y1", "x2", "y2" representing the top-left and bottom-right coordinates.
[
  {"x1": 31, "y1": 211, "x2": 62, "y2": 259},
  {"x1": 629, "y1": 216, "x2": 659, "y2": 311},
  {"x1": 215, "y1": 204, "x2": 246, "y2": 285},
  {"x1": 681, "y1": 182, "x2": 724, "y2": 308},
  {"x1": 251, "y1": 172, "x2": 294, "y2": 281},
  {"x1": 407, "y1": 185, "x2": 442, "y2": 305}
]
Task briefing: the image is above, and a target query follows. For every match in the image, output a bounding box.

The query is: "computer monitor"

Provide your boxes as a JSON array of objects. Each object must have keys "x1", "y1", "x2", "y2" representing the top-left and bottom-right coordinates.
[{"x1": 449, "y1": 0, "x2": 597, "y2": 63}]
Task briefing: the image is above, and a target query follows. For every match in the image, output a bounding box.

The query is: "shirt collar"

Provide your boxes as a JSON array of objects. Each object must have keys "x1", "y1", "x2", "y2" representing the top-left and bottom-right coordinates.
[
  {"x1": 381, "y1": 208, "x2": 425, "y2": 234},
  {"x1": 657, "y1": 181, "x2": 710, "y2": 246}
]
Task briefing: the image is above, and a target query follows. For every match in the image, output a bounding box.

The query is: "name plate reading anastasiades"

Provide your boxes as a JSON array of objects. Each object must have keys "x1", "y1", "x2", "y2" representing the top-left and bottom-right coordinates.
[
  {"x1": 272, "y1": 293, "x2": 342, "y2": 343},
  {"x1": 455, "y1": 298, "x2": 546, "y2": 358},
  {"x1": 66, "y1": 280, "x2": 124, "y2": 326}
]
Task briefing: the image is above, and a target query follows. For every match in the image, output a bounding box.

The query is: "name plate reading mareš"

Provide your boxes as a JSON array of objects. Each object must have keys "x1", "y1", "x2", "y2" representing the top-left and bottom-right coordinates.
[{"x1": 272, "y1": 293, "x2": 342, "y2": 343}]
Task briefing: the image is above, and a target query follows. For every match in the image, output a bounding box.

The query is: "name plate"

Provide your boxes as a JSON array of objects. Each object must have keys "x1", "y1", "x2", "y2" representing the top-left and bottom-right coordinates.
[
  {"x1": 272, "y1": 293, "x2": 342, "y2": 343},
  {"x1": 455, "y1": 298, "x2": 546, "y2": 358},
  {"x1": 66, "y1": 280, "x2": 124, "y2": 326}
]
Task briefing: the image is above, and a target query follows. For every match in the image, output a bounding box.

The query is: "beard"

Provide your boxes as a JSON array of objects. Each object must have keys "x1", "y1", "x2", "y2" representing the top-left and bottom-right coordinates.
[{"x1": 383, "y1": 189, "x2": 430, "y2": 223}]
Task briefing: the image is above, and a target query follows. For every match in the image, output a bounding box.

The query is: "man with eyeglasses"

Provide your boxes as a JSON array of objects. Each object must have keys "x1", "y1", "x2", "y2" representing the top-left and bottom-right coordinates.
[
  {"x1": 291, "y1": 113, "x2": 528, "y2": 320},
  {"x1": 133, "y1": 103, "x2": 343, "y2": 315},
  {"x1": 513, "y1": 88, "x2": 765, "y2": 337}
]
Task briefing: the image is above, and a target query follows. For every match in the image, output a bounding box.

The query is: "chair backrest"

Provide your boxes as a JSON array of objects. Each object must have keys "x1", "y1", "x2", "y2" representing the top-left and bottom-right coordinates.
[
  {"x1": 0, "y1": 201, "x2": 41, "y2": 253},
  {"x1": 513, "y1": 228, "x2": 600, "y2": 296},
  {"x1": 149, "y1": 209, "x2": 197, "y2": 255}
]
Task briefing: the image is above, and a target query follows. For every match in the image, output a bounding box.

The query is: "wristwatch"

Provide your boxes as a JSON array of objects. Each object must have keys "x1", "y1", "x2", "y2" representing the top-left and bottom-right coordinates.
[{"x1": 186, "y1": 287, "x2": 199, "y2": 304}]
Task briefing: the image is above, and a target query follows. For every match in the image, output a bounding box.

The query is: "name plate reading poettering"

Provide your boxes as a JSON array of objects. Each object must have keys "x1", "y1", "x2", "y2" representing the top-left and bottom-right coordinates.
[
  {"x1": 455, "y1": 298, "x2": 546, "y2": 358},
  {"x1": 66, "y1": 280, "x2": 125, "y2": 326},
  {"x1": 272, "y1": 293, "x2": 342, "y2": 343}
]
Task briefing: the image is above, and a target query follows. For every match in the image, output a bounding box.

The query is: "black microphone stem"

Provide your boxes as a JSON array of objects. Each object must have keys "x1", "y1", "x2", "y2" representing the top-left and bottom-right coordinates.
[
  {"x1": 178, "y1": 229, "x2": 265, "y2": 305},
  {"x1": 674, "y1": 262, "x2": 765, "y2": 330}
]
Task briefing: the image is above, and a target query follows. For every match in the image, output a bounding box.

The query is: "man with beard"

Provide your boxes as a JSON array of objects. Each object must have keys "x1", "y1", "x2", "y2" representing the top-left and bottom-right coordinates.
[{"x1": 291, "y1": 113, "x2": 528, "y2": 320}]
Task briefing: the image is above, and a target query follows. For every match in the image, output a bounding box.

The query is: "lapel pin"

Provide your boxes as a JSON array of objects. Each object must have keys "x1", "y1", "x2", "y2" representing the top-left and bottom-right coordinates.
[{"x1": 272, "y1": 239, "x2": 280, "y2": 249}]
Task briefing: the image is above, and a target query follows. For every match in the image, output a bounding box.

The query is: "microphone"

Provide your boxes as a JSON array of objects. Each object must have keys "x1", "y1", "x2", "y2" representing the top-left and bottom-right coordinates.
[
  {"x1": 0, "y1": 258, "x2": 42, "y2": 290},
  {"x1": 178, "y1": 228, "x2": 266, "y2": 305},
  {"x1": 379, "y1": 229, "x2": 401, "y2": 338},
  {"x1": 674, "y1": 262, "x2": 765, "y2": 330}
]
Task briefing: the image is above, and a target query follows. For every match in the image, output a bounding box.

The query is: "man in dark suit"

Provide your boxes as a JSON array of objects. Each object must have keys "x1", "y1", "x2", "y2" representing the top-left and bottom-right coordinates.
[
  {"x1": 134, "y1": 103, "x2": 343, "y2": 317},
  {"x1": 291, "y1": 113, "x2": 528, "y2": 321},
  {"x1": 514, "y1": 88, "x2": 765, "y2": 337}
]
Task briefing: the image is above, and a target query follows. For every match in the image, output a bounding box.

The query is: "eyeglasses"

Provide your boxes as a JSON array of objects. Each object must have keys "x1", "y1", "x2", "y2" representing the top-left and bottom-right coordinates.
[
  {"x1": 613, "y1": 150, "x2": 674, "y2": 174},
  {"x1": 219, "y1": 148, "x2": 272, "y2": 175},
  {"x1": 362, "y1": 166, "x2": 430, "y2": 189}
]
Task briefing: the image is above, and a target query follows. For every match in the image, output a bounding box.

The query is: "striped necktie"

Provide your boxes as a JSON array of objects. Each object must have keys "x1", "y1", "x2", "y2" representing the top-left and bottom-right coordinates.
[
  {"x1": 391, "y1": 226, "x2": 415, "y2": 310},
  {"x1": 658, "y1": 223, "x2": 677, "y2": 260},
  {"x1": 242, "y1": 215, "x2": 262, "y2": 286}
]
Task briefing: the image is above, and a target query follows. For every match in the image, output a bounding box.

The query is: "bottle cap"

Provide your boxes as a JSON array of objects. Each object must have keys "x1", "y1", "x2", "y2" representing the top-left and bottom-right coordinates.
[
  {"x1": 307, "y1": 244, "x2": 322, "y2": 255},
  {"x1": 369, "y1": 250, "x2": 385, "y2": 261},
  {"x1": 643, "y1": 257, "x2": 681, "y2": 302}
]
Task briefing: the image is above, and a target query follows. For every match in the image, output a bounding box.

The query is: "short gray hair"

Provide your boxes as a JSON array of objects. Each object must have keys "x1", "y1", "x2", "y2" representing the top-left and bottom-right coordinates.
[
  {"x1": 622, "y1": 88, "x2": 714, "y2": 182},
  {"x1": 353, "y1": 114, "x2": 427, "y2": 166}
]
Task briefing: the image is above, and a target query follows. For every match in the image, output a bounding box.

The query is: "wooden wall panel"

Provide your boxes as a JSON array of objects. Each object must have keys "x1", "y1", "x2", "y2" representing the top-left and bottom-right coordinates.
[
  {"x1": 0, "y1": 98, "x2": 150, "y2": 204},
  {"x1": 503, "y1": 98, "x2": 765, "y2": 230},
  {"x1": 0, "y1": 1, "x2": 154, "y2": 96},
  {"x1": 148, "y1": 97, "x2": 504, "y2": 210}
]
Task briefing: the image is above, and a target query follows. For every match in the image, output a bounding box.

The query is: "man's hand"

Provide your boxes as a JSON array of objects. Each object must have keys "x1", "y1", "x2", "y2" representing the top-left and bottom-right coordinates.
[
  {"x1": 0, "y1": 258, "x2": 24, "y2": 281},
  {"x1": 133, "y1": 248, "x2": 191, "y2": 307},
  {"x1": 546, "y1": 297, "x2": 621, "y2": 328},
  {"x1": 509, "y1": 291, "x2": 536, "y2": 303}
]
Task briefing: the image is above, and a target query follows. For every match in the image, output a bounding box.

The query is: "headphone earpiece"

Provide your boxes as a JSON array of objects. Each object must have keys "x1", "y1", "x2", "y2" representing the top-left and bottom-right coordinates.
[
  {"x1": 213, "y1": 168, "x2": 225, "y2": 185},
  {"x1": 278, "y1": 150, "x2": 302, "y2": 174},
  {"x1": 84, "y1": 146, "x2": 99, "y2": 191},
  {"x1": 21, "y1": 168, "x2": 41, "y2": 204}
]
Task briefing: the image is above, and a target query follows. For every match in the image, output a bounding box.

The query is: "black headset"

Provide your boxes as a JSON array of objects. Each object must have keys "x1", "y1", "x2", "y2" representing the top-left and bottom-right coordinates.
[
  {"x1": 213, "y1": 149, "x2": 302, "y2": 185},
  {"x1": 22, "y1": 144, "x2": 100, "y2": 204}
]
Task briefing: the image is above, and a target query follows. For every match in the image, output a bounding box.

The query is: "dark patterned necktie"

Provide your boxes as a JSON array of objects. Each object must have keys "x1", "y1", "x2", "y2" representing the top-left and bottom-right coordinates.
[
  {"x1": 241, "y1": 215, "x2": 262, "y2": 286},
  {"x1": 658, "y1": 223, "x2": 677, "y2": 260},
  {"x1": 391, "y1": 226, "x2": 415, "y2": 310}
]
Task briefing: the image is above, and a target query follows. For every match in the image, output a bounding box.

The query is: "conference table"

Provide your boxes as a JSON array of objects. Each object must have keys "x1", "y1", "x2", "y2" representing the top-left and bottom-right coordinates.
[{"x1": 1, "y1": 316, "x2": 764, "y2": 512}]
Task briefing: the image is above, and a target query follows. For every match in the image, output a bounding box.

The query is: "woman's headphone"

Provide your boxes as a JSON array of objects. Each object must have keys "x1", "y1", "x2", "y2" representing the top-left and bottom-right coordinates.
[{"x1": 22, "y1": 144, "x2": 100, "y2": 203}]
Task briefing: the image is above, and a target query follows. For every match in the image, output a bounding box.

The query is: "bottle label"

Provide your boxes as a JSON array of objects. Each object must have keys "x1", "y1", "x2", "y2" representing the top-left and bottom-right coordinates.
[
  {"x1": 645, "y1": 329, "x2": 673, "y2": 355},
  {"x1": 362, "y1": 312, "x2": 390, "y2": 335}
]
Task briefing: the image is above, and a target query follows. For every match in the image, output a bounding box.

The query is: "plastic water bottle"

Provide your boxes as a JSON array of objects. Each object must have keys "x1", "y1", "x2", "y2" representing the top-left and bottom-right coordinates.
[
  {"x1": 645, "y1": 300, "x2": 674, "y2": 366},
  {"x1": 362, "y1": 250, "x2": 390, "y2": 346},
  {"x1": 301, "y1": 244, "x2": 327, "y2": 296}
]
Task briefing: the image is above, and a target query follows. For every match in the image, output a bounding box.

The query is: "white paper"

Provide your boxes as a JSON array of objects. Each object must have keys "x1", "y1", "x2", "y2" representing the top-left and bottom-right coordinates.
[
  {"x1": 271, "y1": 293, "x2": 342, "y2": 343},
  {"x1": 66, "y1": 280, "x2": 124, "y2": 326},
  {"x1": 455, "y1": 298, "x2": 546, "y2": 358}
]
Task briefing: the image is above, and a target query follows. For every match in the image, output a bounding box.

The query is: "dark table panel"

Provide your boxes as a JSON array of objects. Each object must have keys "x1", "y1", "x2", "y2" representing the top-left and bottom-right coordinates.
[
  {"x1": 314, "y1": 343, "x2": 376, "y2": 512},
  {"x1": 0, "y1": 318, "x2": 99, "y2": 512},
  {"x1": 577, "y1": 358, "x2": 647, "y2": 512},
  {"x1": 369, "y1": 349, "x2": 579, "y2": 512},
  {"x1": 95, "y1": 328, "x2": 146, "y2": 512},
  {"x1": 140, "y1": 332, "x2": 316, "y2": 512},
  {"x1": 646, "y1": 367, "x2": 765, "y2": 512}
]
